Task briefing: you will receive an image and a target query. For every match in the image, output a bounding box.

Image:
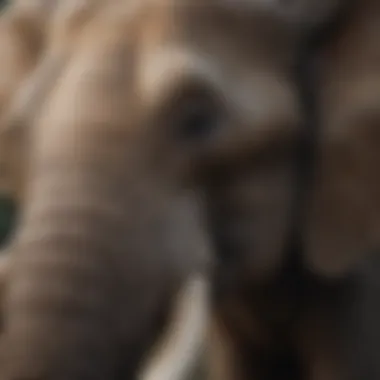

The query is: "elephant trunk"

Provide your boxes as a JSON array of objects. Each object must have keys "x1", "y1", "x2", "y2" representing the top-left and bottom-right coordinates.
[
  {"x1": 10, "y1": 124, "x2": 171, "y2": 375},
  {"x1": 2, "y1": 110, "x2": 210, "y2": 379},
  {"x1": 2, "y1": 129, "x2": 131, "y2": 379}
]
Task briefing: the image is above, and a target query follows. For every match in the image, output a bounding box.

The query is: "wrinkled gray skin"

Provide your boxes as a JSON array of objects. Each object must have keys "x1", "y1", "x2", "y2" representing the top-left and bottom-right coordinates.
[
  {"x1": 0, "y1": 1, "x2": 371, "y2": 380},
  {"x1": 0, "y1": 0, "x2": 304, "y2": 378}
]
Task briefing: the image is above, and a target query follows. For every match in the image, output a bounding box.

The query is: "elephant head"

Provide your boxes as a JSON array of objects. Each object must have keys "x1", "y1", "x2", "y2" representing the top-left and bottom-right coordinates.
[{"x1": 0, "y1": 0, "x2": 306, "y2": 378}]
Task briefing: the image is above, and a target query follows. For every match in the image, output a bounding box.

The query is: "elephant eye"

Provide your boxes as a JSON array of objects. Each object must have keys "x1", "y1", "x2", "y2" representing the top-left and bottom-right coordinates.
[{"x1": 168, "y1": 81, "x2": 224, "y2": 143}]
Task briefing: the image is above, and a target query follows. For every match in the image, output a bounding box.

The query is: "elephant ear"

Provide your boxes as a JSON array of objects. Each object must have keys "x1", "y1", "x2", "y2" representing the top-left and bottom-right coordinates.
[{"x1": 303, "y1": 1, "x2": 380, "y2": 277}]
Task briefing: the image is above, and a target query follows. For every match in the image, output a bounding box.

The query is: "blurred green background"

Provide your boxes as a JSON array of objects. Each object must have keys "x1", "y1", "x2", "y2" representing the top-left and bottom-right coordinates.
[{"x1": 0, "y1": 197, "x2": 16, "y2": 249}]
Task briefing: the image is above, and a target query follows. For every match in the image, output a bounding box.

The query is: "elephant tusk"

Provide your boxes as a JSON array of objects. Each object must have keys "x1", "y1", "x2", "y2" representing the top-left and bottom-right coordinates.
[{"x1": 139, "y1": 274, "x2": 209, "y2": 380}]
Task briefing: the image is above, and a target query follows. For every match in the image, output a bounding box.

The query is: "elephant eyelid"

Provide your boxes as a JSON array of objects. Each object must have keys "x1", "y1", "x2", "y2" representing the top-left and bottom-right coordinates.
[{"x1": 160, "y1": 80, "x2": 227, "y2": 144}]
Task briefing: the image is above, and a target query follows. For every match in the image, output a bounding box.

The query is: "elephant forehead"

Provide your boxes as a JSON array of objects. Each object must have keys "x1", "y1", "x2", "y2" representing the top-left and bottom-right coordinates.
[
  {"x1": 133, "y1": 6, "x2": 300, "y2": 128},
  {"x1": 136, "y1": 44, "x2": 299, "y2": 130},
  {"x1": 21, "y1": 0, "x2": 301, "y2": 132}
]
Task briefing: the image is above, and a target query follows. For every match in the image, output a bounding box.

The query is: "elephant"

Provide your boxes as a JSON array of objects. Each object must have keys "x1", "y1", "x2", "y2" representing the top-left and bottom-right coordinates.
[
  {"x1": 0, "y1": 0, "x2": 312, "y2": 378},
  {"x1": 0, "y1": 0, "x2": 368, "y2": 379},
  {"x1": 3, "y1": 0, "x2": 378, "y2": 380}
]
